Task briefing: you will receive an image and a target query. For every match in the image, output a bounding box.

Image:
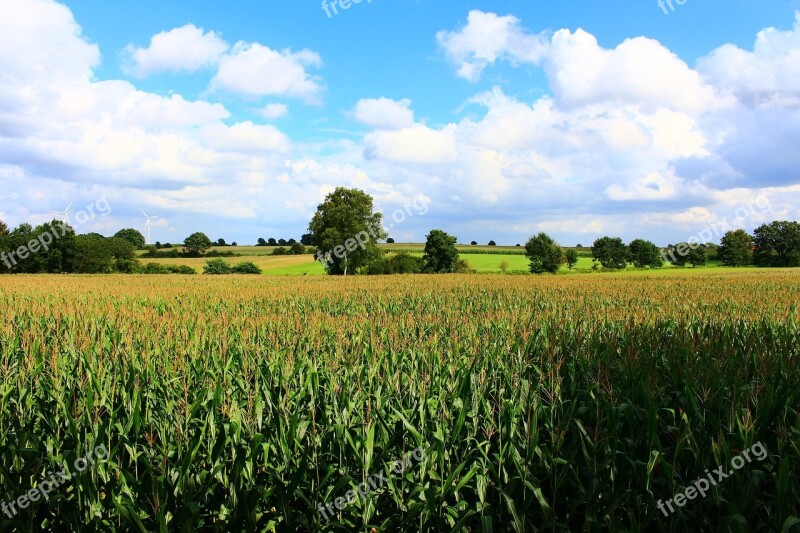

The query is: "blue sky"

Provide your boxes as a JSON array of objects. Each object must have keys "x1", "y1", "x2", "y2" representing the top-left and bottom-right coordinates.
[{"x1": 2, "y1": 0, "x2": 800, "y2": 246}]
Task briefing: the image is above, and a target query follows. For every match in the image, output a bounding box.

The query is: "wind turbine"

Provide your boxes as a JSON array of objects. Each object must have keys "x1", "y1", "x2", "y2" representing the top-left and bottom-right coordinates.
[
  {"x1": 141, "y1": 209, "x2": 161, "y2": 245},
  {"x1": 50, "y1": 202, "x2": 73, "y2": 226}
]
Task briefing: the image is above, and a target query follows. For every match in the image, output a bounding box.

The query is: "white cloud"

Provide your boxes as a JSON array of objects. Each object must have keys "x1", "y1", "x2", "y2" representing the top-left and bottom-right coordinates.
[
  {"x1": 353, "y1": 98, "x2": 415, "y2": 129},
  {"x1": 199, "y1": 121, "x2": 291, "y2": 154},
  {"x1": 698, "y1": 12, "x2": 800, "y2": 106},
  {"x1": 259, "y1": 103, "x2": 289, "y2": 119},
  {"x1": 364, "y1": 125, "x2": 458, "y2": 164},
  {"x1": 436, "y1": 10, "x2": 549, "y2": 81},
  {"x1": 124, "y1": 24, "x2": 229, "y2": 77},
  {"x1": 212, "y1": 43, "x2": 324, "y2": 102}
]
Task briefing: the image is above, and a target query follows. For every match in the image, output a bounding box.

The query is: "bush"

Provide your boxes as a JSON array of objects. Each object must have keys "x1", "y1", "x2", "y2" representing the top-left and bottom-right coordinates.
[
  {"x1": 232, "y1": 262, "x2": 262, "y2": 275},
  {"x1": 203, "y1": 259, "x2": 233, "y2": 275},
  {"x1": 289, "y1": 243, "x2": 306, "y2": 255},
  {"x1": 272, "y1": 247, "x2": 287, "y2": 256},
  {"x1": 454, "y1": 259, "x2": 475, "y2": 273},
  {"x1": 166, "y1": 265, "x2": 196, "y2": 274},
  {"x1": 140, "y1": 263, "x2": 170, "y2": 274}
]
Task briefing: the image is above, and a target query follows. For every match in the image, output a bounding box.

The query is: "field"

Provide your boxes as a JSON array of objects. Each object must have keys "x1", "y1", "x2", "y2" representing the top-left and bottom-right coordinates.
[{"x1": 0, "y1": 270, "x2": 798, "y2": 531}]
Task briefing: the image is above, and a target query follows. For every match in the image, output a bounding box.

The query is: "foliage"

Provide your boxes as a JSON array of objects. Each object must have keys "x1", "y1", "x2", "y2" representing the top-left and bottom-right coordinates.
[
  {"x1": 184, "y1": 232, "x2": 213, "y2": 256},
  {"x1": 113, "y1": 228, "x2": 146, "y2": 249},
  {"x1": 203, "y1": 258, "x2": 233, "y2": 274},
  {"x1": 565, "y1": 249, "x2": 579, "y2": 270},
  {"x1": 364, "y1": 252, "x2": 423, "y2": 275},
  {"x1": 592, "y1": 236, "x2": 630, "y2": 270},
  {"x1": 753, "y1": 221, "x2": 800, "y2": 267},
  {"x1": 628, "y1": 239, "x2": 664, "y2": 268},
  {"x1": 289, "y1": 243, "x2": 306, "y2": 255},
  {"x1": 719, "y1": 229, "x2": 754, "y2": 267},
  {"x1": 525, "y1": 232, "x2": 563, "y2": 274},
  {"x1": 308, "y1": 187, "x2": 386, "y2": 275},
  {"x1": 422, "y1": 229, "x2": 459, "y2": 273},
  {"x1": 272, "y1": 247, "x2": 287, "y2": 256},
  {"x1": 232, "y1": 262, "x2": 262, "y2": 274}
]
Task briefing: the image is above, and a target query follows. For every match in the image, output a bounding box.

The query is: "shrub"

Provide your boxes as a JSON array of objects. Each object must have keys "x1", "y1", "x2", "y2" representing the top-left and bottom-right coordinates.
[
  {"x1": 232, "y1": 262, "x2": 262, "y2": 275},
  {"x1": 203, "y1": 259, "x2": 233, "y2": 275}
]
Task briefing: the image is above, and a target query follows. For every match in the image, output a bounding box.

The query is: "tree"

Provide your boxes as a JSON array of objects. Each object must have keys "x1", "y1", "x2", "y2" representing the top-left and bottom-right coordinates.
[
  {"x1": 0, "y1": 219, "x2": 8, "y2": 238},
  {"x1": 231, "y1": 242, "x2": 237, "y2": 247},
  {"x1": 300, "y1": 234, "x2": 314, "y2": 246},
  {"x1": 753, "y1": 221, "x2": 800, "y2": 267},
  {"x1": 203, "y1": 259, "x2": 233, "y2": 275},
  {"x1": 565, "y1": 249, "x2": 579, "y2": 270},
  {"x1": 272, "y1": 247, "x2": 287, "y2": 256},
  {"x1": 289, "y1": 242, "x2": 305, "y2": 255},
  {"x1": 592, "y1": 237, "x2": 629, "y2": 269},
  {"x1": 525, "y1": 232, "x2": 563, "y2": 274},
  {"x1": 278, "y1": 238, "x2": 288, "y2": 246},
  {"x1": 257, "y1": 238, "x2": 267, "y2": 246},
  {"x1": 114, "y1": 228, "x2": 146, "y2": 249},
  {"x1": 217, "y1": 238, "x2": 227, "y2": 246},
  {"x1": 422, "y1": 230, "x2": 459, "y2": 273},
  {"x1": 184, "y1": 232, "x2": 213, "y2": 256},
  {"x1": 687, "y1": 245, "x2": 708, "y2": 267},
  {"x1": 488, "y1": 240, "x2": 497, "y2": 246},
  {"x1": 628, "y1": 239, "x2": 664, "y2": 268},
  {"x1": 288, "y1": 238, "x2": 296, "y2": 244},
  {"x1": 470, "y1": 241, "x2": 477, "y2": 246},
  {"x1": 718, "y1": 229, "x2": 754, "y2": 267},
  {"x1": 233, "y1": 262, "x2": 261, "y2": 274},
  {"x1": 386, "y1": 238, "x2": 395, "y2": 244},
  {"x1": 267, "y1": 238, "x2": 277, "y2": 246},
  {"x1": 308, "y1": 187, "x2": 387, "y2": 275}
]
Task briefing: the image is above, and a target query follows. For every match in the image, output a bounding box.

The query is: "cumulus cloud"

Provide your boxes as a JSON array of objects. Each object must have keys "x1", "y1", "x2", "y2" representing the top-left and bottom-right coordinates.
[
  {"x1": 211, "y1": 43, "x2": 324, "y2": 102},
  {"x1": 698, "y1": 13, "x2": 800, "y2": 106},
  {"x1": 353, "y1": 98, "x2": 415, "y2": 129},
  {"x1": 364, "y1": 125, "x2": 458, "y2": 164},
  {"x1": 436, "y1": 10, "x2": 549, "y2": 81},
  {"x1": 259, "y1": 103, "x2": 289, "y2": 119},
  {"x1": 124, "y1": 24, "x2": 229, "y2": 77}
]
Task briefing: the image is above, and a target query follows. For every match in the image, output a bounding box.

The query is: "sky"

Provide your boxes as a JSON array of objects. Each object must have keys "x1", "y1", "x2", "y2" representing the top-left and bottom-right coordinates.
[{"x1": 1, "y1": 0, "x2": 800, "y2": 246}]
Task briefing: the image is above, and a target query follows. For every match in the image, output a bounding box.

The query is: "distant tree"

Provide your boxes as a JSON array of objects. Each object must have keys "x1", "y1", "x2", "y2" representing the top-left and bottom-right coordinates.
[
  {"x1": 278, "y1": 238, "x2": 288, "y2": 246},
  {"x1": 267, "y1": 238, "x2": 277, "y2": 246},
  {"x1": 628, "y1": 239, "x2": 664, "y2": 268},
  {"x1": 386, "y1": 238, "x2": 395, "y2": 244},
  {"x1": 718, "y1": 229, "x2": 754, "y2": 266},
  {"x1": 155, "y1": 241, "x2": 162, "y2": 249},
  {"x1": 308, "y1": 187, "x2": 386, "y2": 275},
  {"x1": 114, "y1": 228, "x2": 146, "y2": 249},
  {"x1": 470, "y1": 241, "x2": 477, "y2": 246},
  {"x1": 753, "y1": 221, "x2": 800, "y2": 267},
  {"x1": 525, "y1": 232, "x2": 563, "y2": 274},
  {"x1": 423, "y1": 230, "x2": 459, "y2": 273},
  {"x1": 688, "y1": 245, "x2": 708, "y2": 267},
  {"x1": 289, "y1": 242, "x2": 305, "y2": 255},
  {"x1": 576, "y1": 244, "x2": 583, "y2": 248},
  {"x1": 272, "y1": 247, "x2": 287, "y2": 256},
  {"x1": 217, "y1": 238, "x2": 227, "y2": 246},
  {"x1": 257, "y1": 238, "x2": 267, "y2": 246},
  {"x1": 184, "y1": 232, "x2": 213, "y2": 256},
  {"x1": 515, "y1": 244, "x2": 521, "y2": 247},
  {"x1": 163, "y1": 243, "x2": 173, "y2": 248},
  {"x1": 288, "y1": 238, "x2": 297, "y2": 245},
  {"x1": 300, "y1": 233, "x2": 314, "y2": 246},
  {"x1": 231, "y1": 242, "x2": 237, "y2": 247},
  {"x1": 488, "y1": 240, "x2": 497, "y2": 246},
  {"x1": 592, "y1": 237, "x2": 629, "y2": 269},
  {"x1": 565, "y1": 249, "x2": 579, "y2": 270}
]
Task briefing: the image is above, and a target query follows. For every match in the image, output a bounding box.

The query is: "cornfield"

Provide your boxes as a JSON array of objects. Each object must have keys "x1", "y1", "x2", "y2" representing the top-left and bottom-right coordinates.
[{"x1": 0, "y1": 271, "x2": 798, "y2": 532}]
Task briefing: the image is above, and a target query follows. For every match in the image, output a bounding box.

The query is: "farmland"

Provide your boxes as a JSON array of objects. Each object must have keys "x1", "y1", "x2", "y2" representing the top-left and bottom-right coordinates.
[{"x1": 1, "y1": 270, "x2": 798, "y2": 531}]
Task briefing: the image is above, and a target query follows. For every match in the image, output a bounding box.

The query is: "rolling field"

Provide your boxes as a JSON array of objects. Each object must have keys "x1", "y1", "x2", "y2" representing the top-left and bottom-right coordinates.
[{"x1": 0, "y1": 271, "x2": 798, "y2": 531}]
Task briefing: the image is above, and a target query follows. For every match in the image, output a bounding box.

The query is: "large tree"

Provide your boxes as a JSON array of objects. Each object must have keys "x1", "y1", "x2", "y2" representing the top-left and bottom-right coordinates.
[
  {"x1": 114, "y1": 228, "x2": 146, "y2": 249},
  {"x1": 753, "y1": 221, "x2": 800, "y2": 267},
  {"x1": 718, "y1": 229, "x2": 754, "y2": 267},
  {"x1": 184, "y1": 232, "x2": 213, "y2": 256},
  {"x1": 308, "y1": 187, "x2": 386, "y2": 275},
  {"x1": 422, "y1": 229, "x2": 459, "y2": 273},
  {"x1": 592, "y1": 237, "x2": 629, "y2": 269},
  {"x1": 628, "y1": 239, "x2": 664, "y2": 268},
  {"x1": 525, "y1": 232, "x2": 563, "y2": 274}
]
